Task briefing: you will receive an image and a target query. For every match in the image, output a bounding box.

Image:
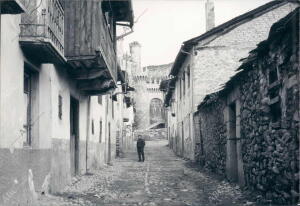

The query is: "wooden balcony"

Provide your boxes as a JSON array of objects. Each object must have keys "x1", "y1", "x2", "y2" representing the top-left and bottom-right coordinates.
[
  {"x1": 0, "y1": 0, "x2": 25, "y2": 14},
  {"x1": 19, "y1": 0, "x2": 65, "y2": 64},
  {"x1": 64, "y1": 0, "x2": 118, "y2": 95}
]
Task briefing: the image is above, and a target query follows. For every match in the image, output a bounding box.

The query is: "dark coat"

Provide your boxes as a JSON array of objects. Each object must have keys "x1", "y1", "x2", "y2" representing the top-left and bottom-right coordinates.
[{"x1": 137, "y1": 138, "x2": 145, "y2": 148}]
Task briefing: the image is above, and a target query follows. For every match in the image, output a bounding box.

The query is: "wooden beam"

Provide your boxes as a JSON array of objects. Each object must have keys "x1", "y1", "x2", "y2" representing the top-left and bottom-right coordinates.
[
  {"x1": 85, "y1": 87, "x2": 115, "y2": 96},
  {"x1": 78, "y1": 79, "x2": 115, "y2": 91},
  {"x1": 73, "y1": 69, "x2": 108, "y2": 80}
]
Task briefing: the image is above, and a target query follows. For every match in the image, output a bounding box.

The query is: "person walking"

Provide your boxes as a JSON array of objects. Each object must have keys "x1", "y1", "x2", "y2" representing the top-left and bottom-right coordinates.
[{"x1": 136, "y1": 135, "x2": 145, "y2": 162}]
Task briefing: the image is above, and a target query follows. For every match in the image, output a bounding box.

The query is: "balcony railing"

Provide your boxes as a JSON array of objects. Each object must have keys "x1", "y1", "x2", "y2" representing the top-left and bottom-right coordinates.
[
  {"x1": 19, "y1": 0, "x2": 65, "y2": 63},
  {"x1": 100, "y1": 17, "x2": 117, "y2": 82}
]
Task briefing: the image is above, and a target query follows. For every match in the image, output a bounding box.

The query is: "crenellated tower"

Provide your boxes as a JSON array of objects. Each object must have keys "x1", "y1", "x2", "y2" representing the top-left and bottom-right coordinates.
[{"x1": 127, "y1": 41, "x2": 172, "y2": 130}]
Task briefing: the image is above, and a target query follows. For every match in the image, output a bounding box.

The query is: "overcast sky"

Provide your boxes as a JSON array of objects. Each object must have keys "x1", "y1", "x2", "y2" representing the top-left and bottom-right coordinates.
[{"x1": 118, "y1": 0, "x2": 272, "y2": 67}]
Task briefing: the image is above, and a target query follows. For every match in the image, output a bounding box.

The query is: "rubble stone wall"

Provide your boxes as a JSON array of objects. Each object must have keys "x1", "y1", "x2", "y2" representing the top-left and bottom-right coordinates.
[
  {"x1": 197, "y1": 99, "x2": 227, "y2": 176},
  {"x1": 197, "y1": 8, "x2": 300, "y2": 203},
  {"x1": 238, "y1": 37, "x2": 299, "y2": 204}
]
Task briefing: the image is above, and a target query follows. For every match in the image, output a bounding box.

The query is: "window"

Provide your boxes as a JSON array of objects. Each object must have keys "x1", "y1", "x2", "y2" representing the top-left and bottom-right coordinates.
[
  {"x1": 91, "y1": 119, "x2": 94, "y2": 135},
  {"x1": 98, "y1": 95, "x2": 102, "y2": 105},
  {"x1": 58, "y1": 95, "x2": 63, "y2": 120},
  {"x1": 99, "y1": 120, "x2": 102, "y2": 143}
]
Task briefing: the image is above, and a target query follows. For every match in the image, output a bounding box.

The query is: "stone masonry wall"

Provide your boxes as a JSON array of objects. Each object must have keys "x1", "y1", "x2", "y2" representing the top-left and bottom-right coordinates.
[
  {"x1": 238, "y1": 27, "x2": 299, "y2": 204},
  {"x1": 197, "y1": 8, "x2": 300, "y2": 204},
  {"x1": 132, "y1": 64, "x2": 171, "y2": 130},
  {"x1": 197, "y1": 98, "x2": 227, "y2": 176}
]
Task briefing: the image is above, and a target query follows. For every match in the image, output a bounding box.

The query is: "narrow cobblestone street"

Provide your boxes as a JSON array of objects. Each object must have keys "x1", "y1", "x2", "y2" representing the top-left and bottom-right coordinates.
[{"x1": 38, "y1": 140, "x2": 251, "y2": 206}]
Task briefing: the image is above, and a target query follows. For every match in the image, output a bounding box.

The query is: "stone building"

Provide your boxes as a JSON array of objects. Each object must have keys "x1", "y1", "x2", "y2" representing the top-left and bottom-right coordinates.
[
  {"x1": 0, "y1": 0, "x2": 134, "y2": 205},
  {"x1": 196, "y1": 8, "x2": 299, "y2": 204},
  {"x1": 126, "y1": 42, "x2": 171, "y2": 131},
  {"x1": 163, "y1": 0, "x2": 299, "y2": 161}
]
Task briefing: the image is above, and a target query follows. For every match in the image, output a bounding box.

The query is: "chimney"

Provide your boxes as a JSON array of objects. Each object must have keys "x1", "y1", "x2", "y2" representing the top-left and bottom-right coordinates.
[{"x1": 205, "y1": 0, "x2": 215, "y2": 31}]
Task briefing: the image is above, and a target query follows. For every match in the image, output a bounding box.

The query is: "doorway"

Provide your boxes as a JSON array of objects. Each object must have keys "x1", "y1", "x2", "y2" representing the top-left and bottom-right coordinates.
[
  {"x1": 70, "y1": 97, "x2": 79, "y2": 175},
  {"x1": 23, "y1": 63, "x2": 38, "y2": 146}
]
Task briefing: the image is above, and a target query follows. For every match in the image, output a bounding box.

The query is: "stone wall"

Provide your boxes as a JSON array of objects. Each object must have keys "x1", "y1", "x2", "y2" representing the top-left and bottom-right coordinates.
[
  {"x1": 238, "y1": 22, "x2": 299, "y2": 204},
  {"x1": 197, "y1": 98, "x2": 227, "y2": 176},
  {"x1": 166, "y1": 2, "x2": 298, "y2": 163},
  {"x1": 197, "y1": 8, "x2": 300, "y2": 204},
  {"x1": 193, "y1": 2, "x2": 298, "y2": 111},
  {"x1": 132, "y1": 63, "x2": 170, "y2": 130},
  {"x1": 134, "y1": 129, "x2": 167, "y2": 141}
]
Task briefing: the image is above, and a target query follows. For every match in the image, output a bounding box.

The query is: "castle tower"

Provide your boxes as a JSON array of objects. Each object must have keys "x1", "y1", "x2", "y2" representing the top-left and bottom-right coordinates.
[{"x1": 129, "y1": 41, "x2": 142, "y2": 75}]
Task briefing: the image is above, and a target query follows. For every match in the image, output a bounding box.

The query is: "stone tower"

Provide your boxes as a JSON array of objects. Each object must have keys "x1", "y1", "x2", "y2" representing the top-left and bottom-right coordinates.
[
  {"x1": 127, "y1": 41, "x2": 172, "y2": 130},
  {"x1": 205, "y1": 0, "x2": 215, "y2": 31},
  {"x1": 129, "y1": 41, "x2": 142, "y2": 74}
]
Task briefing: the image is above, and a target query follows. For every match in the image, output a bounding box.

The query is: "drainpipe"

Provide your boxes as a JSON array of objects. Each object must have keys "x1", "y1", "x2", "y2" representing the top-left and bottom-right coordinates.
[{"x1": 86, "y1": 96, "x2": 91, "y2": 173}]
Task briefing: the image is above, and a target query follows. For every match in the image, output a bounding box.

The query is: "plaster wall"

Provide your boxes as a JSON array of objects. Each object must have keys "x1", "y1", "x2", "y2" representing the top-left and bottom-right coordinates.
[{"x1": 0, "y1": 13, "x2": 111, "y2": 204}]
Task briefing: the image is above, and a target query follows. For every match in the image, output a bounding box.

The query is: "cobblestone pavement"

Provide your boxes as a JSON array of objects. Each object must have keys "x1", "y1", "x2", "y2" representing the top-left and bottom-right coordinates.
[{"x1": 38, "y1": 140, "x2": 253, "y2": 206}]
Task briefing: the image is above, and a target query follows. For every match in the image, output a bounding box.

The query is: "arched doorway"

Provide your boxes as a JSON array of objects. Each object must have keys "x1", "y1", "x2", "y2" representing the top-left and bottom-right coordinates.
[{"x1": 149, "y1": 98, "x2": 165, "y2": 125}]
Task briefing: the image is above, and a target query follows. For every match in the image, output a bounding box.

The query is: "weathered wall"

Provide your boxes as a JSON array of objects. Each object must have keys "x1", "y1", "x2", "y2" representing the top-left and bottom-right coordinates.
[
  {"x1": 197, "y1": 98, "x2": 227, "y2": 176},
  {"x1": 0, "y1": 14, "x2": 26, "y2": 148},
  {"x1": 196, "y1": 8, "x2": 300, "y2": 204},
  {"x1": 0, "y1": 13, "x2": 114, "y2": 205},
  {"x1": 193, "y1": 2, "x2": 298, "y2": 111},
  {"x1": 167, "y1": 1, "x2": 298, "y2": 163},
  {"x1": 237, "y1": 25, "x2": 299, "y2": 204},
  {"x1": 168, "y1": 52, "x2": 195, "y2": 160},
  {"x1": 133, "y1": 81, "x2": 165, "y2": 130},
  {"x1": 0, "y1": 14, "x2": 53, "y2": 205}
]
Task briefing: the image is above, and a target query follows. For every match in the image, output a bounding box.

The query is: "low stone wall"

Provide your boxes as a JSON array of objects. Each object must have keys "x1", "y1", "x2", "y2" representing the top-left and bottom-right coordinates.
[{"x1": 134, "y1": 128, "x2": 167, "y2": 141}]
